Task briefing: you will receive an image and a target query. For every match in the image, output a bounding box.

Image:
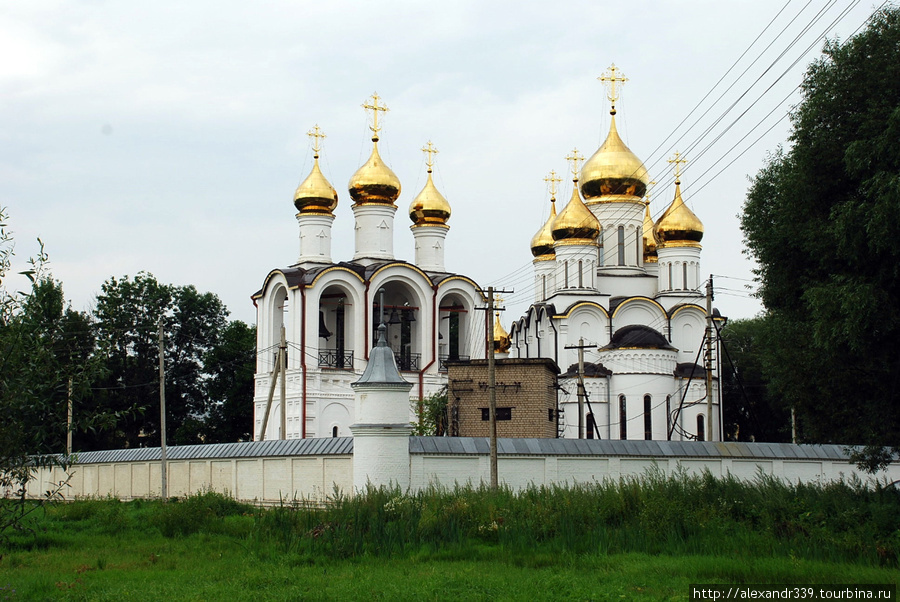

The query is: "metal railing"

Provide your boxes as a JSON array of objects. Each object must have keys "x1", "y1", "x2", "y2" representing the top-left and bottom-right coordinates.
[
  {"x1": 394, "y1": 351, "x2": 421, "y2": 372},
  {"x1": 438, "y1": 354, "x2": 471, "y2": 372},
  {"x1": 318, "y1": 349, "x2": 354, "y2": 370}
]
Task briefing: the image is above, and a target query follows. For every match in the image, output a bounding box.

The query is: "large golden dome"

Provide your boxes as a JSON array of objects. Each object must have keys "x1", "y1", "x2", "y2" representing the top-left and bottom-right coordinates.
[
  {"x1": 493, "y1": 312, "x2": 511, "y2": 354},
  {"x1": 580, "y1": 114, "x2": 649, "y2": 203},
  {"x1": 530, "y1": 198, "x2": 557, "y2": 259},
  {"x1": 348, "y1": 136, "x2": 401, "y2": 205},
  {"x1": 654, "y1": 180, "x2": 704, "y2": 247},
  {"x1": 642, "y1": 201, "x2": 658, "y2": 262},
  {"x1": 409, "y1": 170, "x2": 451, "y2": 227},
  {"x1": 294, "y1": 155, "x2": 338, "y2": 216},
  {"x1": 552, "y1": 183, "x2": 601, "y2": 243}
]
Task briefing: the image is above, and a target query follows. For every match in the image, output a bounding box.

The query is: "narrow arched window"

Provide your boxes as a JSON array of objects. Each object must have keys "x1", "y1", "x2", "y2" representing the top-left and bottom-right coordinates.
[
  {"x1": 332, "y1": 426, "x2": 338, "y2": 438},
  {"x1": 541, "y1": 275, "x2": 547, "y2": 299},
  {"x1": 644, "y1": 395, "x2": 652, "y2": 440},
  {"x1": 578, "y1": 260, "x2": 583, "y2": 287},
  {"x1": 619, "y1": 395, "x2": 627, "y2": 440},
  {"x1": 598, "y1": 230, "x2": 604, "y2": 266},
  {"x1": 617, "y1": 226, "x2": 625, "y2": 266},
  {"x1": 683, "y1": 262, "x2": 689, "y2": 290},
  {"x1": 564, "y1": 261, "x2": 569, "y2": 288},
  {"x1": 635, "y1": 227, "x2": 641, "y2": 266},
  {"x1": 696, "y1": 415, "x2": 705, "y2": 442},
  {"x1": 667, "y1": 263, "x2": 673, "y2": 291},
  {"x1": 586, "y1": 413, "x2": 595, "y2": 439}
]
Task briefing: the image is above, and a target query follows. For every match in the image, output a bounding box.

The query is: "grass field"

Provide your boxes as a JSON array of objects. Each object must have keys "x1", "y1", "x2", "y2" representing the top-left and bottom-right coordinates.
[{"x1": 1, "y1": 471, "x2": 898, "y2": 600}]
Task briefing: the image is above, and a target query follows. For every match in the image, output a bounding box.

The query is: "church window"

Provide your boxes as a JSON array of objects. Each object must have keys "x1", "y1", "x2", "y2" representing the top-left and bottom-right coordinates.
[
  {"x1": 635, "y1": 227, "x2": 641, "y2": 266},
  {"x1": 667, "y1": 264, "x2": 673, "y2": 291},
  {"x1": 541, "y1": 275, "x2": 547, "y2": 299},
  {"x1": 564, "y1": 261, "x2": 569, "y2": 288},
  {"x1": 578, "y1": 260, "x2": 583, "y2": 287},
  {"x1": 644, "y1": 395, "x2": 652, "y2": 440},
  {"x1": 617, "y1": 226, "x2": 625, "y2": 266},
  {"x1": 697, "y1": 415, "x2": 705, "y2": 441},
  {"x1": 619, "y1": 395, "x2": 627, "y2": 439},
  {"x1": 332, "y1": 426, "x2": 338, "y2": 438},
  {"x1": 683, "y1": 263, "x2": 689, "y2": 290},
  {"x1": 598, "y1": 230, "x2": 604, "y2": 266},
  {"x1": 586, "y1": 413, "x2": 596, "y2": 439}
]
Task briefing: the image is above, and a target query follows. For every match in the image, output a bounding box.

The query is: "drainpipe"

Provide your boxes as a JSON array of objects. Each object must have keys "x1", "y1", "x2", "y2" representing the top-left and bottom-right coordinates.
[{"x1": 417, "y1": 286, "x2": 439, "y2": 421}]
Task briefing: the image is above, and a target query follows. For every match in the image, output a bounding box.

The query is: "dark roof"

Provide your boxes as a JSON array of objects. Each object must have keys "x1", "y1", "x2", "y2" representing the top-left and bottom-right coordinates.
[
  {"x1": 675, "y1": 362, "x2": 705, "y2": 378},
  {"x1": 69, "y1": 438, "x2": 353, "y2": 464},
  {"x1": 561, "y1": 361, "x2": 612, "y2": 378},
  {"x1": 601, "y1": 325, "x2": 674, "y2": 350}
]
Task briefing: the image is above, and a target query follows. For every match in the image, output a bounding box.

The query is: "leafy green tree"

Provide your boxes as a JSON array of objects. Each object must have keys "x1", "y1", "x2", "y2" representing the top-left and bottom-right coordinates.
[
  {"x1": 740, "y1": 7, "x2": 900, "y2": 470},
  {"x1": 411, "y1": 387, "x2": 449, "y2": 436},
  {"x1": 88, "y1": 273, "x2": 230, "y2": 449},
  {"x1": 718, "y1": 318, "x2": 790, "y2": 443},
  {"x1": 202, "y1": 320, "x2": 256, "y2": 443}
]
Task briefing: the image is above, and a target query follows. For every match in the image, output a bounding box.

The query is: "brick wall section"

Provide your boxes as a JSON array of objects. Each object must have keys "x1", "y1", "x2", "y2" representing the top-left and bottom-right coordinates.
[{"x1": 447, "y1": 358, "x2": 560, "y2": 438}]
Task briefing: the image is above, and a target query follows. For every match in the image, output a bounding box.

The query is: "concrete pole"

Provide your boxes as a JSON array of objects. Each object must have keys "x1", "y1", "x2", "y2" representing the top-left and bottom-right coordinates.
[
  {"x1": 577, "y1": 338, "x2": 585, "y2": 439},
  {"x1": 158, "y1": 318, "x2": 168, "y2": 502},
  {"x1": 705, "y1": 275, "x2": 714, "y2": 441},
  {"x1": 487, "y1": 286, "x2": 498, "y2": 490},
  {"x1": 279, "y1": 324, "x2": 287, "y2": 440}
]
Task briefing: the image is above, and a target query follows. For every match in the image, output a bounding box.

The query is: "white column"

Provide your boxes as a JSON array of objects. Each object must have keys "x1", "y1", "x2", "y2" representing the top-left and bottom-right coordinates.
[
  {"x1": 353, "y1": 204, "x2": 397, "y2": 262},
  {"x1": 411, "y1": 225, "x2": 448, "y2": 272},
  {"x1": 297, "y1": 213, "x2": 335, "y2": 265}
]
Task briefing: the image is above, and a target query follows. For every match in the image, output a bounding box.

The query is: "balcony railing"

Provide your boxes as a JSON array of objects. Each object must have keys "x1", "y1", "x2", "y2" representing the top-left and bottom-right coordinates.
[
  {"x1": 439, "y1": 354, "x2": 471, "y2": 372},
  {"x1": 318, "y1": 349, "x2": 354, "y2": 370},
  {"x1": 394, "y1": 351, "x2": 421, "y2": 372}
]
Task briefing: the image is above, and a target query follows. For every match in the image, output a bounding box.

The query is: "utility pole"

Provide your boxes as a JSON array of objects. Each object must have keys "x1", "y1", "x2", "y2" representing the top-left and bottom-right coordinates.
[
  {"x1": 66, "y1": 376, "x2": 73, "y2": 456},
  {"x1": 565, "y1": 340, "x2": 598, "y2": 439},
  {"x1": 705, "y1": 275, "x2": 714, "y2": 441},
  {"x1": 279, "y1": 324, "x2": 287, "y2": 440},
  {"x1": 259, "y1": 341, "x2": 281, "y2": 441},
  {"x1": 158, "y1": 318, "x2": 168, "y2": 502}
]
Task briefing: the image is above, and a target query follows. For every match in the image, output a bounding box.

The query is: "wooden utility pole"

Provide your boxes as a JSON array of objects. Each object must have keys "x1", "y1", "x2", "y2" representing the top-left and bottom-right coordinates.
[
  {"x1": 577, "y1": 338, "x2": 586, "y2": 439},
  {"x1": 705, "y1": 275, "x2": 714, "y2": 441},
  {"x1": 158, "y1": 318, "x2": 168, "y2": 502},
  {"x1": 66, "y1": 376, "x2": 73, "y2": 456},
  {"x1": 487, "y1": 287, "x2": 498, "y2": 489},
  {"x1": 259, "y1": 344, "x2": 281, "y2": 441}
]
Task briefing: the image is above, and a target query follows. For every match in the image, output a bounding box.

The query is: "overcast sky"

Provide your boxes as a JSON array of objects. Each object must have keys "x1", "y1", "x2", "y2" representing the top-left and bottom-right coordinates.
[{"x1": 1, "y1": 1, "x2": 886, "y2": 327}]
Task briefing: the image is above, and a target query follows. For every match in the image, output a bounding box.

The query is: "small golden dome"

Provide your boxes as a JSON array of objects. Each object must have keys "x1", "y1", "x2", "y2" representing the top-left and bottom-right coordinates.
[
  {"x1": 580, "y1": 114, "x2": 649, "y2": 203},
  {"x1": 348, "y1": 137, "x2": 401, "y2": 205},
  {"x1": 552, "y1": 182, "x2": 601, "y2": 243},
  {"x1": 654, "y1": 180, "x2": 704, "y2": 248},
  {"x1": 642, "y1": 201, "x2": 658, "y2": 262},
  {"x1": 294, "y1": 155, "x2": 338, "y2": 215},
  {"x1": 493, "y1": 312, "x2": 511, "y2": 354},
  {"x1": 530, "y1": 199, "x2": 557, "y2": 259},
  {"x1": 409, "y1": 142, "x2": 450, "y2": 227}
]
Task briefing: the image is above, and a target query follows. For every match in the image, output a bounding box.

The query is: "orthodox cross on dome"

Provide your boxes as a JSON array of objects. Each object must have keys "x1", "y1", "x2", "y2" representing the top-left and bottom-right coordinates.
[
  {"x1": 645, "y1": 180, "x2": 657, "y2": 204},
  {"x1": 307, "y1": 124, "x2": 326, "y2": 158},
  {"x1": 362, "y1": 93, "x2": 389, "y2": 139},
  {"x1": 544, "y1": 169, "x2": 562, "y2": 200},
  {"x1": 566, "y1": 149, "x2": 585, "y2": 181},
  {"x1": 668, "y1": 151, "x2": 688, "y2": 183},
  {"x1": 493, "y1": 293, "x2": 505, "y2": 308},
  {"x1": 421, "y1": 141, "x2": 439, "y2": 172},
  {"x1": 598, "y1": 63, "x2": 628, "y2": 114}
]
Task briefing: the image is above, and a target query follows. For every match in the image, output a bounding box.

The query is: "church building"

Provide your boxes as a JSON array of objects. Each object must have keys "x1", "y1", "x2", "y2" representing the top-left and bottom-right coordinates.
[
  {"x1": 509, "y1": 66, "x2": 723, "y2": 442},
  {"x1": 251, "y1": 95, "x2": 486, "y2": 440}
]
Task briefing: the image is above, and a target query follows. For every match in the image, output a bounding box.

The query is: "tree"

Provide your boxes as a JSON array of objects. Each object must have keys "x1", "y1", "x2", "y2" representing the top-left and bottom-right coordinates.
[
  {"x1": 87, "y1": 273, "x2": 248, "y2": 449},
  {"x1": 740, "y1": 7, "x2": 900, "y2": 470},
  {"x1": 718, "y1": 318, "x2": 790, "y2": 443},
  {"x1": 202, "y1": 320, "x2": 256, "y2": 443}
]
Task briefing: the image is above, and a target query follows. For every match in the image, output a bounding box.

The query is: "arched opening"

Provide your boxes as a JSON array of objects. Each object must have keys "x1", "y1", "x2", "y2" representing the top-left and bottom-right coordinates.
[
  {"x1": 619, "y1": 395, "x2": 627, "y2": 440},
  {"x1": 270, "y1": 286, "x2": 289, "y2": 372},
  {"x1": 318, "y1": 285, "x2": 355, "y2": 370},
  {"x1": 439, "y1": 294, "x2": 470, "y2": 371},
  {"x1": 578, "y1": 260, "x2": 583, "y2": 287},
  {"x1": 697, "y1": 414, "x2": 705, "y2": 441},
  {"x1": 332, "y1": 425, "x2": 338, "y2": 438},
  {"x1": 635, "y1": 226, "x2": 641, "y2": 266},
  {"x1": 683, "y1": 262, "x2": 689, "y2": 290},
  {"x1": 667, "y1": 263, "x2": 673, "y2": 291},
  {"x1": 598, "y1": 229, "x2": 604, "y2": 266},
  {"x1": 373, "y1": 281, "x2": 422, "y2": 371},
  {"x1": 564, "y1": 261, "x2": 569, "y2": 288},
  {"x1": 586, "y1": 413, "x2": 596, "y2": 439},
  {"x1": 643, "y1": 395, "x2": 652, "y2": 440}
]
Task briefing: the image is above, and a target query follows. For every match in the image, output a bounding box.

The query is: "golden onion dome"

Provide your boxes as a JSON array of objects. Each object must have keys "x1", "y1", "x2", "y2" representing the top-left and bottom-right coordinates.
[
  {"x1": 654, "y1": 180, "x2": 704, "y2": 247},
  {"x1": 348, "y1": 136, "x2": 401, "y2": 205},
  {"x1": 409, "y1": 168, "x2": 451, "y2": 227},
  {"x1": 580, "y1": 114, "x2": 649, "y2": 203},
  {"x1": 642, "y1": 201, "x2": 658, "y2": 262},
  {"x1": 552, "y1": 182, "x2": 601, "y2": 243},
  {"x1": 493, "y1": 312, "x2": 511, "y2": 354},
  {"x1": 530, "y1": 198, "x2": 557, "y2": 259},
  {"x1": 293, "y1": 154, "x2": 338, "y2": 215}
]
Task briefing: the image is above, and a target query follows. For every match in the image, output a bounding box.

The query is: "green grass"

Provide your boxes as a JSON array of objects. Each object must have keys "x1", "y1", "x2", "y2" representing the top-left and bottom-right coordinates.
[{"x1": 1, "y1": 472, "x2": 898, "y2": 600}]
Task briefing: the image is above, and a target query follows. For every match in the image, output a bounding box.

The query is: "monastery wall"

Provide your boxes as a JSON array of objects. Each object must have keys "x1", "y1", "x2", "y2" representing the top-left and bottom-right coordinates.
[{"x1": 18, "y1": 439, "x2": 899, "y2": 505}]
